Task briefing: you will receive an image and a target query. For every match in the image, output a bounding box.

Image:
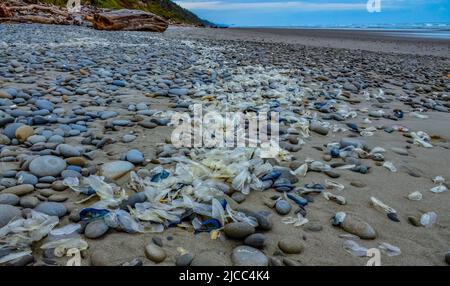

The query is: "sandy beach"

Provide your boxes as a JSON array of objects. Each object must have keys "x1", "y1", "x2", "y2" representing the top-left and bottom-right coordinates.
[{"x1": 0, "y1": 24, "x2": 449, "y2": 266}]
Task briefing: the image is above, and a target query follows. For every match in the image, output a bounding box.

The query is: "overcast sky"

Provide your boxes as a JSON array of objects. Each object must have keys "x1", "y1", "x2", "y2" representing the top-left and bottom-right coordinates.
[{"x1": 175, "y1": 0, "x2": 450, "y2": 27}]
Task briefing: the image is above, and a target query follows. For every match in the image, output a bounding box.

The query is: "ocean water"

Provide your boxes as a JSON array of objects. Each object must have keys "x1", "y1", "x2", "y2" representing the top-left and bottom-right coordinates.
[{"x1": 239, "y1": 23, "x2": 450, "y2": 40}]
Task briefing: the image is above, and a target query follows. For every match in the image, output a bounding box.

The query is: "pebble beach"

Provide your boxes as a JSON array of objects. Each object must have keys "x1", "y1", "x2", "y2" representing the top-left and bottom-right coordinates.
[{"x1": 0, "y1": 24, "x2": 449, "y2": 266}]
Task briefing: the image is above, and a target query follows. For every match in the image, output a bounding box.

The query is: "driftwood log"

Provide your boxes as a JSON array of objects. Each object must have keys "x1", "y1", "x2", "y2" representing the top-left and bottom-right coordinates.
[
  {"x1": 92, "y1": 9, "x2": 168, "y2": 32},
  {"x1": 0, "y1": 2, "x2": 168, "y2": 33}
]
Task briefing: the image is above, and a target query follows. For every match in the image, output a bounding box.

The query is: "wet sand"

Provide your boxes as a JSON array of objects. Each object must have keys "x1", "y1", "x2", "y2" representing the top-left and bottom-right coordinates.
[{"x1": 166, "y1": 27, "x2": 450, "y2": 57}]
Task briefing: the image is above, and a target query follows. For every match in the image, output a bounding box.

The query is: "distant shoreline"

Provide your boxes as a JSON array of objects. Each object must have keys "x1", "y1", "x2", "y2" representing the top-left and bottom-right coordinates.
[
  {"x1": 167, "y1": 26, "x2": 450, "y2": 57},
  {"x1": 229, "y1": 27, "x2": 450, "y2": 42}
]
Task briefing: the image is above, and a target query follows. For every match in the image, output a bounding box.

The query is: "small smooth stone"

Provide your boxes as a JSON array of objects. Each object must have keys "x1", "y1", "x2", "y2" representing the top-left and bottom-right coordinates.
[
  {"x1": 0, "y1": 134, "x2": 11, "y2": 145},
  {"x1": 85, "y1": 220, "x2": 109, "y2": 239},
  {"x1": 152, "y1": 237, "x2": 163, "y2": 247},
  {"x1": 39, "y1": 176, "x2": 56, "y2": 184},
  {"x1": 0, "y1": 193, "x2": 20, "y2": 205},
  {"x1": 100, "y1": 161, "x2": 134, "y2": 180},
  {"x1": 323, "y1": 155, "x2": 332, "y2": 162},
  {"x1": 65, "y1": 157, "x2": 87, "y2": 167},
  {"x1": 17, "y1": 173, "x2": 38, "y2": 185},
  {"x1": 255, "y1": 212, "x2": 273, "y2": 231},
  {"x1": 125, "y1": 149, "x2": 144, "y2": 164},
  {"x1": 231, "y1": 246, "x2": 269, "y2": 266},
  {"x1": 51, "y1": 180, "x2": 67, "y2": 191},
  {"x1": 2, "y1": 184, "x2": 34, "y2": 196},
  {"x1": 38, "y1": 189, "x2": 55, "y2": 197},
  {"x1": 304, "y1": 222, "x2": 323, "y2": 232},
  {"x1": 275, "y1": 200, "x2": 291, "y2": 215},
  {"x1": 310, "y1": 122, "x2": 329, "y2": 136},
  {"x1": 175, "y1": 252, "x2": 194, "y2": 266},
  {"x1": 244, "y1": 233, "x2": 266, "y2": 249},
  {"x1": 112, "y1": 80, "x2": 126, "y2": 87},
  {"x1": 15, "y1": 125, "x2": 34, "y2": 143},
  {"x1": 34, "y1": 202, "x2": 67, "y2": 217},
  {"x1": 99, "y1": 111, "x2": 118, "y2": 120},
  {"x1": 57, "y1": 144, "x2": 82, "y2": 157},
  {"x1": 0, "y1": 204, "x2": 22, "y2": 227},
  {"x1": 29, "y1": 155, "x2": 66, "y2": 177},
  {"x1": 351, "y1": 181, "x2": 367, "y2": 188},
  {"x1": 145, "y1": 243, "x2": 166, "y2": 263},
  {"x1": 224, "y1": 222, "x2": 255, "y2": 239},
  {"x1": 138, "y1": 121, "x2": 157, "y2": 129},
  {"x1": 69, "y1": 209, "x2": 81, "y2": 223},
  {"x1": 48, "y1": 135, "x2": 64, "y2": 144},
  {"x1": 408, "y1": 216, "x2": 422, "y2": 227},
  {"x1": 48, "y1": 194, "x2": 68, "y2": 202},
  {"x1": 20, "y1": 196, "x2": 40, "y2": 208},
  {"x1": 27, "y1": 135, "x2": 46, "y2": 144},
  {"x1": 35, "y1": 99, "x2": 54, "y2": 111},
  {"x1": 4, "y1": 123, "x2": 24, "y2": 139},
  {"x1": 112, "y1": 119, "x2": 130, "y2": 126},
  {"x1": 122, "y1": 134, "x2": 136, "y2": 143},
  {"x1": 0, "y1": 178, "x2": 16, "y2": 188},
  {"x1": 341, "y1": 216, "x2": 377, "y2": 239},
  {"x1": 278, "y1": 238, "x2": 304, "y2": 254}
]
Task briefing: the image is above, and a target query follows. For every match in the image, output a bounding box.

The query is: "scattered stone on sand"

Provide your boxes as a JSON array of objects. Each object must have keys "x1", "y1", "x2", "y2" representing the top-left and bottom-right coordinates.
[
  {"x1": 0, "y1": 193, "x2": 20, "y2": 205},
  {"x1": 2, "y1": 184, "x2": 34, "y2": 196},
  {"x1": 85, "y1": 220, "x2": 109, "y2": 239},
  {"x1": 0, "y1": 204, "x2": 22, "y2": 227},
  {"x1": 244, "y1": 233, "x2": 266, "y2": 249},
  {"x1": 34, "y1": 202, "x2": 67, "y2": 217},
  {"x1": 278, "y1": 238, "x2": 304, "y2": 254},
  {"x1": 341, "y1": 216, "x2": 377, "y2": 240},
  {"x1": 175, "y1": 252, "x2": 194, "y2": 266},
  {"x1": 100, "y1": 161, "x2": 134, "y2": 180},
  {"x1": 231, "y1": 245, "x2": 269, "y2": 266},
  {"x1": 145, "y1": 243, "x2": 167, "y2": 263},
  {"x1": 224, "y1": 222, "x2": 255, "y2": 239},
  {"x1": 29, "y1": 155, "x2": 66, "y2": 177}
]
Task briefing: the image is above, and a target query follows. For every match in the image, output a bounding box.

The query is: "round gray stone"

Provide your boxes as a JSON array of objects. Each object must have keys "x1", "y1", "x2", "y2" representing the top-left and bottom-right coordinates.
[
  {"x1": 0, "y1": 193, "x2": 20, "y2": 206},
  {"x1": 231, "y1": 246, "x2": 268, "y2": 266},
  {"x1": 85, "y1": 220, "x2": 109, "y2": 239},
  {"x1": 275, "y1": 200, "x2": 291, "y2": 215},
  {"x1": 34, "y1": 202, "x2": 67, "y2": 217},
  {"x1": 29, "y1": 155, "x2": 66, "y2": 177},
  {"x1": 224, "y1": 222, "x2": 255, "y2": 239},
  {"x1": 0, "y1": 204, "x2": 22, "y2": 227},
  {"x1": 125, "y1": 149, "x2": 144, "y2": 164}
]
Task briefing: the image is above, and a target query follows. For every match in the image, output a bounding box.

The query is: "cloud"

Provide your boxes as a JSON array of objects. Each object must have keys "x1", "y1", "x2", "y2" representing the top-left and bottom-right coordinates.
[{"x1": 175, "y1": 1, "x2": 369, "y2": 11}]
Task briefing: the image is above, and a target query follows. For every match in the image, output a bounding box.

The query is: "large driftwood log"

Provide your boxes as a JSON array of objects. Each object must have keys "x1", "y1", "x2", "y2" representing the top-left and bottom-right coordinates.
[
  {"x1": 93, "y1": 9, "x2": 168, "y2": 32},
  {"x1": 9, "y1": 4, "x2": 70, "y2": 17}
]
